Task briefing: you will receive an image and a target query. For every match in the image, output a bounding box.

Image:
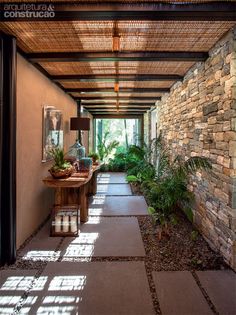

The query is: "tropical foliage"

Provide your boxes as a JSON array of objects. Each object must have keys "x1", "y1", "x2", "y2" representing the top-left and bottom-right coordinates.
[
  {"x1": 110, "y1": 136, "x2": 211, "y2": 238},
  {"x1": 97, "y1": 131, "x2": 119, "y2": 163}
]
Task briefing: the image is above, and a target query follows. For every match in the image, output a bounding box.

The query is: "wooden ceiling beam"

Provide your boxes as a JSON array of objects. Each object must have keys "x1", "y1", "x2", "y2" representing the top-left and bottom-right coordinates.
[
  {"x1": 92, "y1": 114, "x2": 143, "y2": 119},
  {"x1": 53, "y1": 74, "x2": 182, "y2": 82},
  {"x1": 65, "y1": 88, "x2": 170, "y2": 93},
  {"x1": 83, "y1": 104, "x2": 152, "y2": 107},
  {"x1": 87, "y1": 110, "x2": 149, "y2": 113},
  {"x1": 84, "y1": 107, "x2": 152, "y2": 110},
  {"x1": 82, "y1": 102, "x2": 153, "y2": 106},
  {"x1": 77, "y1": 96, "x2": 160, "y2": 100},
  {"x1": 27, "y1": 51, "x2": 208, "y2": 62},
  {"x1": 2, "y1": 2, "x2": 236, "y2": 21}
]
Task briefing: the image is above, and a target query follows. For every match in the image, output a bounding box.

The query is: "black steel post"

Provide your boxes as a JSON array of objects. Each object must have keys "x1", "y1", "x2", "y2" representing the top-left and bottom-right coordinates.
[
  {"x1": 77, "y1": 99, "x2": 81, "y2": 142},
  {"x1": 0, "y1": 34, "x2": 17, "y2": 265}
]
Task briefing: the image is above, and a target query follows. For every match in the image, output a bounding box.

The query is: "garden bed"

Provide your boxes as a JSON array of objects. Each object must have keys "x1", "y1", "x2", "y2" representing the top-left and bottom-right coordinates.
[
  {"x1": 130, "y1": 182, "x2": 227, "y2": 271},
  {"x1": 138, "y1": 214, "x2": 227, "y2": 271}
]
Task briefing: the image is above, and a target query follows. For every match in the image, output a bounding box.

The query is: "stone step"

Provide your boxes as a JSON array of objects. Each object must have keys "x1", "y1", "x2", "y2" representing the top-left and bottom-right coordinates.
[
  {"x1": 89, "y1": 195, "x2": 148, "y2": 216},
  {"x1": 59, "y1": 217, "x2": 146, "y2": 258},
  {"x1": 97, "y1": 183, "x2": 132, "y2": 195},
  {"x1": 97, "y1": 172, "x2": 127, "y2": 184},
  {"x1": 153, "y1": 271, "x2": 214, "y2": 315},
  {"x1": 22, "y1": 261, "x2": 155, "y2": 315},
  {"x1": 196, "y1": 270, "x2": 236, "y2": 315}
]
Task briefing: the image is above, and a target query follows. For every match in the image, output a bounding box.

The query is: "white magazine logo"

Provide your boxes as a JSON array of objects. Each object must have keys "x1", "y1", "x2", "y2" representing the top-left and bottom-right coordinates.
[{"x1": 3, "y1": 4, "x2": 55, "y2": 19}]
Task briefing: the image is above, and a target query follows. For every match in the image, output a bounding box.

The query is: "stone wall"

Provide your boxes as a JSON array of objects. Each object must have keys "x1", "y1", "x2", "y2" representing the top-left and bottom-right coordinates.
[{"x1": 155, "y1": 28, "x2": 236, "y2": 270}]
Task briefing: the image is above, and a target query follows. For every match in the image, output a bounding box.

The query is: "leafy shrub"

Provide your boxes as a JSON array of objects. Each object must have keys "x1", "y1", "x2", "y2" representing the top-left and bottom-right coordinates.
[{"x1": 97, "y1": 131, "x2": 119, "y2": 162}]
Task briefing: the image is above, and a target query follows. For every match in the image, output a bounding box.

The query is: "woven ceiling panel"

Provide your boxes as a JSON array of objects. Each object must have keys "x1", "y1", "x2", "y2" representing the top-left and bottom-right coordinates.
[
  {"x1": 59, "y1": 81, "x2": 174, "y2": 89},
  {"x1": 1, "y1": 21, "x2": 234, "y2": 53},
  {"x1": 40, "y1": 61, "x2": 194, "y2": 76}
]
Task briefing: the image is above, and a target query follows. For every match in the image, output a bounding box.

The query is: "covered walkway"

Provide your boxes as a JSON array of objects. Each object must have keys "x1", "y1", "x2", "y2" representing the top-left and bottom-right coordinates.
[
  {"x1": 0, "y1": 1, "x2": 236, "y2": 314},
  {"x1": 0, "y1": 173, "x2": 235, "y2": 314}
]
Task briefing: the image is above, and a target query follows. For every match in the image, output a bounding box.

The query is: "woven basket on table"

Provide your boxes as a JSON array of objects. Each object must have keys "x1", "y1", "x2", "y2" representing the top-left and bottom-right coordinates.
[{"x1": 49, "y1": 165, "x2": 74, "y2": 179}]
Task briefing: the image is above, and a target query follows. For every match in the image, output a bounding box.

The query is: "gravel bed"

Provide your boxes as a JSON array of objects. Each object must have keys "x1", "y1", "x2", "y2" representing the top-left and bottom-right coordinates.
[{"x1": 138, "y1": 214, "x2": 227, "y2": 271}]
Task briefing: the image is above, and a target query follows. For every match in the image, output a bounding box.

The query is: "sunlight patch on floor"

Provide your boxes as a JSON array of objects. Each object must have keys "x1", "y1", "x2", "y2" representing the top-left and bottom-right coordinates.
[
  {"x1": 97, "y1": 185, "x2": 109, "y2": 192},
  {"x1": 91, "y1": 195, "x2": 106, "y2": 205},
  {"x1": 22, "y1": 250, "x2": 60, "y2": 262},
  {"x1": 89, "y1": 207, "x2": 103, "y2": 216},
  {"x1": 21, "y1": 305, "x2": 78, "y2": 315},
  {"x1": 85, "y1": 217, "x2": 101, "y2": 224},
  {"x1": 0, "y1": 276, "x2": 35, "y2": 291},
  {"x1": 62, "y1": 232, "x2": 99, "y2": 259},
  {"x1": 49, "y1": 276, "x2": 86, "y2": 291}
]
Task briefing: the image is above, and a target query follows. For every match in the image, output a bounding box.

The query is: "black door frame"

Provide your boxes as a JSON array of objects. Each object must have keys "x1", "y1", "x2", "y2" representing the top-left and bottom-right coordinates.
[{"x1": 0, "y1": 33, "x2": 17, "y2": 265}]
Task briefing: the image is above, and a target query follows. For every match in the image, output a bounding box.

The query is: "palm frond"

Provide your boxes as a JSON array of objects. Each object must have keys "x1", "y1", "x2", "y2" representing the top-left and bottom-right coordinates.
[{"x1": 183, "y1": 156, "x2": 212, "y2": 174}]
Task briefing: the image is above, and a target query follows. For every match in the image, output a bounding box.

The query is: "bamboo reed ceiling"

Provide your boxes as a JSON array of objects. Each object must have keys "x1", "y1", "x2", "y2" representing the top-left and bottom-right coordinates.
[
  {"x1": 39, "y1": 61, "x2": 195, "y2": 76},
  {"x1": 1, "y1": 21, "x2": 234, "y2": 53},
  {"x1": 1, "y1": 1, "x2": 235, "y2": 115},
  {"x1": 59, "y1": 81, "x2": 175, "y2": 89}
]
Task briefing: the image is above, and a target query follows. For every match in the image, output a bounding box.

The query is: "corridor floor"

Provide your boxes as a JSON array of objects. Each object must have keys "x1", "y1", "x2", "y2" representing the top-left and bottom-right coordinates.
[{"x1": 0, "y1": 173, "x2": 235, "y2": 315}]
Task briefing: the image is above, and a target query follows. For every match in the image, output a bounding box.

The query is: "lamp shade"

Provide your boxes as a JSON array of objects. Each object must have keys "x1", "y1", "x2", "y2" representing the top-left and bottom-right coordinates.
[{"x1": 70, "y1": 117, "x2": 90, "y2": 130}]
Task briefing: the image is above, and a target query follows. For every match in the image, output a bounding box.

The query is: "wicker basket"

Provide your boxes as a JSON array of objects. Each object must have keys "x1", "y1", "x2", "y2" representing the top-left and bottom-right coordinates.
[{"x1": 49, "y1": 165, "x2": 74, "y2": 179}]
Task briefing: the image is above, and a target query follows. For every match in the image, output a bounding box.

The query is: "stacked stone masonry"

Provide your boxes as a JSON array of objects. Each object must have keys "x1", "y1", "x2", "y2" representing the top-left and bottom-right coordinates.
[{"x1": 155, "y1": 28, "x2": 236, "y2": 270}]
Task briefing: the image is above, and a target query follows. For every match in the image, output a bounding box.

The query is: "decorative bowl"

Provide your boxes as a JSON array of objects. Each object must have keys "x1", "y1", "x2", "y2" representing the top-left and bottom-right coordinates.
[{"x1": 49, "y1": 165, "x2": 74, "y2": 179}]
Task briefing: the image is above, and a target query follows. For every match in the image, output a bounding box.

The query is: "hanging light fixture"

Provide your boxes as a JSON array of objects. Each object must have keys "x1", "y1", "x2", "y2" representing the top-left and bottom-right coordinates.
[
  {"x1": 70, "y1": 117, "x2": 90, "y2": 131},
  {"x1": 114, "y1": 82, "x2": 119, "y2": 93},
  {"x1": 112, "y1": 35, "x2": 120, "y2": 52}
]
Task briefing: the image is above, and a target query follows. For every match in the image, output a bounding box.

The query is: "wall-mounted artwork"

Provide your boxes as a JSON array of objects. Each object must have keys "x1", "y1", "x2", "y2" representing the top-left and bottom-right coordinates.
[{"x1": 42, "y1": 106, "x2": 63, "y2": 162}]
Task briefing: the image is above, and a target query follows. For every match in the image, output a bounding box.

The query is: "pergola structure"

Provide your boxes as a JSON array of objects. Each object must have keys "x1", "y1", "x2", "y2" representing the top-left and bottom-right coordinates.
[{"x1": 1, "y1": 0, "x2": 236, "y2": 117}]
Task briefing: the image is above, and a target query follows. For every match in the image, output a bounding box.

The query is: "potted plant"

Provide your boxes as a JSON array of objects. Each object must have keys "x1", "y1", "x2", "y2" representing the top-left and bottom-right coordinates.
[
  {"x1": 49, "y1": 148, "x2": 74, "y2": 179},
  {"x1": 88, "y1": 152, "x2": 100, "y2": 164}
]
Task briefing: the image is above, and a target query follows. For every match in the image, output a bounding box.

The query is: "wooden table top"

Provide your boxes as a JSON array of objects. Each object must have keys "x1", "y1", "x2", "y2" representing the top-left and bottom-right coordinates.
[{"x1": 43, "y1": 164, "x2": 100, "y2": 188}]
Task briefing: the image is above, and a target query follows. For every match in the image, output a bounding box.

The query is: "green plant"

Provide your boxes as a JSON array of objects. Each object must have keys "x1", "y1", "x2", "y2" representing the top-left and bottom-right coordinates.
[
  {"x1": 126, "y1": 175, "x2": 139, "y2": 183},
  {"x1": 148, "y1": 206, "x2": 178, "y2": 240},
  {"x1": 144, "y1": 152, "x2": 212, "y2": 239},
  {"x1": 191, "y1": 230, "x2": 199, "y2": 241},
  {"x1": 97, "y1": 131, "x2": 119, "y2": 162},
  {"x1": 50, "y1": 148, "x2": 71, "y2": 172},
  {"x1": 88, "y1": 152, "x2": 99, "y2": 162}
]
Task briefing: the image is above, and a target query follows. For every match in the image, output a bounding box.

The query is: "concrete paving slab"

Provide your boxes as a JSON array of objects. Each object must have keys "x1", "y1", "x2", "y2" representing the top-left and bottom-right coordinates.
[
  {"x1": 153, "y1": 271, "x2": 213, "y2": 315},
  {"x1": 18, "y1": 234, "x2": 61, "y2": 261},
  {"x1": 97, "y1": 172, "x2": 127, "y2": 184},
  {"x1": 97, "y1": 183, "x2": 132, "y2": 195},
  {"x1": 34, "y1": 220, "x2": 51, "y2": 239},
  {"x1": 197, "y1": 270, "x2": 236, "y2": 315},
  {"x1": 0, "y1": 270, "x2": 37, "y2": 315},
  {"x1": 60, "y1": 217, "x2": 145, "y2": 258},
  {"x1": 89, "y1": 196, "x2": 148, "y2": 216},
  {"x1": 22, "y1": 261, "x2": 154, "y2": 315}
]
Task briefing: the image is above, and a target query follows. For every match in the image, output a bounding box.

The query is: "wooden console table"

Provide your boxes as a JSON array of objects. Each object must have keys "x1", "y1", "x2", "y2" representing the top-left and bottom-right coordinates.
[{"x1": 43, "y1": 164, "x2": 100, "y2": 222}]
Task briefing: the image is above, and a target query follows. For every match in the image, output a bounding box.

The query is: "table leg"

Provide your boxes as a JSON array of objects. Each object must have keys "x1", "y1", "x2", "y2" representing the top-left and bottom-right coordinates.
[
  {"x1": 79, "y1": 184, "x2": 88, "y2": 222},
  {"x1": 54, "y1": 188, "x2": 62, "y2": 205},
  {"x1": 92, "y1": 171, "x2": 98, "y2": 195}
]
